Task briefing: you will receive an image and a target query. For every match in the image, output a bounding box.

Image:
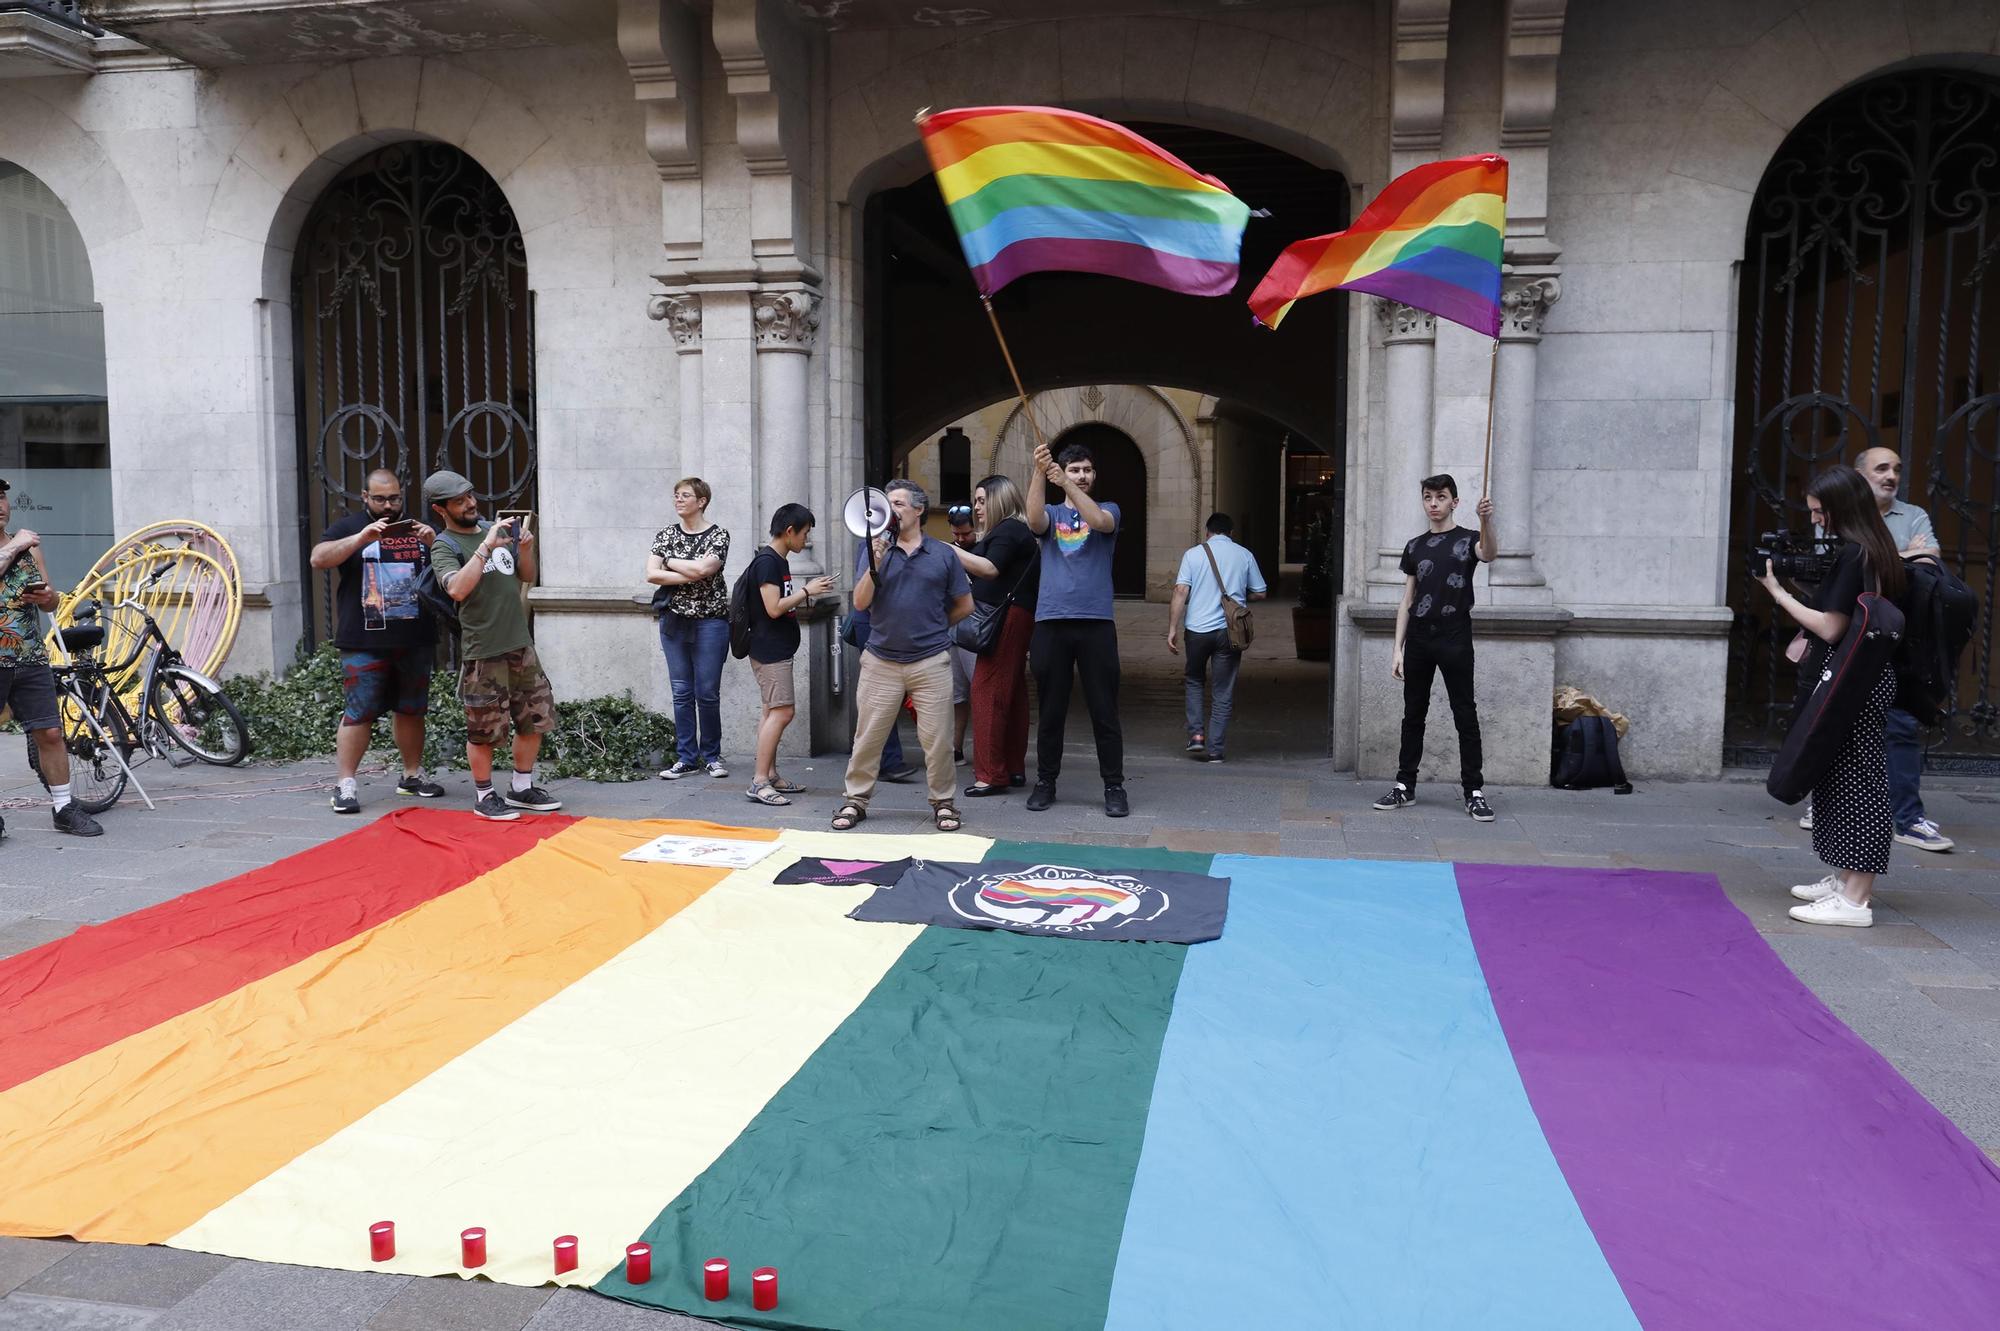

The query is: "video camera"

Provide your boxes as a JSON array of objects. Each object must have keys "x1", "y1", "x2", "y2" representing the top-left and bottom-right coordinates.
[{"x1": 1752, "y1": 530, "x2": 1843, "y2": 582}]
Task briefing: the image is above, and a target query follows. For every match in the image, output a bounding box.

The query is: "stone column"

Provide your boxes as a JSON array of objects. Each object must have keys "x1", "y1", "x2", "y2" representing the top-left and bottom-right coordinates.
[
  {"x1": 648, "y1": 291, "x2": 703, "y2": 477},
  {"x1": 1487, "y1": 274, "x2": 1561, "y2": 605},
  {"x1": 1372, "y1": 299, "x2": 1438, "y2": 594},
  {"x1": 752, "y1": 287, "x2": 822, "y2": 571}
]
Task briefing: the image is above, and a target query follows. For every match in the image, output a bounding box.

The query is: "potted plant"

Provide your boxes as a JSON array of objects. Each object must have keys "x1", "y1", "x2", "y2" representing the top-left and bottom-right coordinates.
[{"x1": 1293, "y1": 513, "x2": 1333, "y2": 661}]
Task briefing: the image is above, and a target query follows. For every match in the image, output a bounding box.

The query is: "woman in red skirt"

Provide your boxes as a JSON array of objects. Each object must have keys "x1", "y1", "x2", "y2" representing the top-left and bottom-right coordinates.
[{"x1": 962, "y1": 474, "x2": 1039, "y2": 798}]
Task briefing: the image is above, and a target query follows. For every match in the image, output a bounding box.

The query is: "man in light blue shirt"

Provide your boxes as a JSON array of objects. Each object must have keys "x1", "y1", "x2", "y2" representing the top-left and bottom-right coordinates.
[{"x1": 1167, "y1": 513, "x2": 1268, "y2": 762}]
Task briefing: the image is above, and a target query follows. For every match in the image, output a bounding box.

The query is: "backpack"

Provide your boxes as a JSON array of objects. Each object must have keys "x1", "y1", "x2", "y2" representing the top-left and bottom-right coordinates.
[
  {"x1": 1550, "y1": 715, "x2": 1630, "y2": 791},
  {"x1": 1894, "y1": 558, "x2": 1978, "y2": 724},
  {"x1": 726, "y1": 552, "x2": 762, "y2": 660},
  {"x1": 412, "y1": 533, "x2": 470, "y2": 633}
]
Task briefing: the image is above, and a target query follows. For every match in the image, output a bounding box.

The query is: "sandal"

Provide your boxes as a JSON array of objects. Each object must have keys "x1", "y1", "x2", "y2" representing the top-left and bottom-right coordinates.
[
  {"x1": 831, "y1": 801, "x2": 867, "y2": 831},
  {"x1": 747, "y1": 780, "x2": 791, "y2": 806},
  {"x1": 767, "y1": 775, "x2": 806, "y2": 794},
  {"x1": 931, "y1": 801, "x2": 963, "y2": 832}
]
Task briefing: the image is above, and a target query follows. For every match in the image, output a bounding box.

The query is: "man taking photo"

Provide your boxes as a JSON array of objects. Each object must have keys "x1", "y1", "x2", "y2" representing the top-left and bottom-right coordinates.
[{"x1": 0, "y1": 478, "x2": 102, "y2": 835}]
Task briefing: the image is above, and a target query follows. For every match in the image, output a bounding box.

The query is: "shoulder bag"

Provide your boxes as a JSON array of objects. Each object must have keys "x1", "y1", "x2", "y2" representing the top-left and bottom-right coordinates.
[
  {"x1": 952, "y1": 539, "x2": 1036, "y2": 656},
  {"x1": 1202, "y1": 542, "x2": 1255, "y2": 650}
]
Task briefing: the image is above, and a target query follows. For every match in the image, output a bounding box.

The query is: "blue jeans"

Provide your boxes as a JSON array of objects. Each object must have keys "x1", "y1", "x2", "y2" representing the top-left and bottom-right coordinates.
[
  {"x1": 659, "y1": 613, "x2": 729, "y2": 765},
  {"x1": 1183, "y1": 628, "x2": 1242, "y2": 757},
  {"x1": 848, "y1": 618, "x2": 906, "y2": 772},
  {"x1": 1884, "y1": 705, "x2": 1925, "y2": 832}
]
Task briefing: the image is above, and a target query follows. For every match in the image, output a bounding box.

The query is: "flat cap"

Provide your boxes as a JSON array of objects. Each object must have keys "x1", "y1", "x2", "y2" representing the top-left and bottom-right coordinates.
[{"x1": 421, "y1": 470, "x2": 474, "y2": 505}]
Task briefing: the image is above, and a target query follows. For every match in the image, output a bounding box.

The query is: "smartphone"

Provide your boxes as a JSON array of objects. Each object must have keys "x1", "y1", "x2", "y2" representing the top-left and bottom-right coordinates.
[
  {"x1": 499, "y1": 509, "x2": 535, "y2": 538},
  {"x1": 379, "y1": 518, "x2": 417, "y2": 536}
]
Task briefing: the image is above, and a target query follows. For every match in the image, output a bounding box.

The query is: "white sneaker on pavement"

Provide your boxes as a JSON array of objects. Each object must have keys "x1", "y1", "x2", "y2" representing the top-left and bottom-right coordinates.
[
  {"x1": 1790, "y1": 874, "x2": 1837, "y2": 902},
  {"x1": 1798, "y1": 807, "x2": 1813, "y2": 831},
  {"x1": 1893, "y1": 819, "x2": 1954, "y2": 852},
  {"x1": 1788, "y1": 893, "x2": 1873, "y2": 928}
]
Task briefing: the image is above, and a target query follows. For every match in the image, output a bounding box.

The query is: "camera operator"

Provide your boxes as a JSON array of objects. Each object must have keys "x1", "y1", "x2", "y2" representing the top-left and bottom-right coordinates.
[{"x1": 1755, "y1": 467, "x2": 1909, "y2": 928}]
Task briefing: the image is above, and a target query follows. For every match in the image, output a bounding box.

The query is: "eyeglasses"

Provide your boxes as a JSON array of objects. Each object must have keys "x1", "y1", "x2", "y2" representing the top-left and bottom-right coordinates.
[{"x1": 946, "y1": 505, "x2": 974, "y2": 523}]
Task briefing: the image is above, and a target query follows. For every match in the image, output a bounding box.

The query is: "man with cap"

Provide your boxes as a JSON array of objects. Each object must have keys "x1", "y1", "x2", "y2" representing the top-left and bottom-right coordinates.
[
  {"x1": 424, "y1": 470, "x2": 561, "y2": 821},
  {"x1": 0, "y1": 477, "x2": 103, "y2": 835}
]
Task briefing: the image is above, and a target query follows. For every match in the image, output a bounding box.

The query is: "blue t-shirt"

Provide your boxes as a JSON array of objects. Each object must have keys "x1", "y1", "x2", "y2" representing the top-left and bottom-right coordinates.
[
  {"x1": 1035, "y1": 501, "x2": 1120, "y2": 621},
  {"x1": 864, "y1": 535, "x2": 971, "y2": 662},
  {"x1": 1174, "y1": 534, "x2": 1267, "y2": 634}
]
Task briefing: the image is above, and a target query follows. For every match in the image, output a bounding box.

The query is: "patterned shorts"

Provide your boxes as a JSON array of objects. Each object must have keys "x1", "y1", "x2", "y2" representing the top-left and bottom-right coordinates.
[
  {"x1": 459, "y1": 644, "x2": 557, "y2": 746},
  {"x1": 339, "y1": 647, "x2": 434, "y2": 726}
]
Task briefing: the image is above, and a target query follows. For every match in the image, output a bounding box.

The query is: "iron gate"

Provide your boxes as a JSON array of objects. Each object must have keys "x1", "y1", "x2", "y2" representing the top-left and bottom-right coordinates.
[
  {"x1": 1727, "y1": 71, "x2": 2000, "y2": 763},
  {"x1": 294, "y1": 142, "x2": 537, "y2": 648}
]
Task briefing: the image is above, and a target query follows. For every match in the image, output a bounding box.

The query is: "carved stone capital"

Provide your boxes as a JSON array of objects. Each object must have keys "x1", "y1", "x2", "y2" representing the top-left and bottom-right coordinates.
[
  {"x1": 1499, "y1": 275, "x2": 1562, "y2": 340},
  {"x1": 752, "y1": 289, "x2": 821, "y2": 350},
  {"x1": 648, "y1": 291, "x2": 702, "y2": 347},
  {"x1": 1375, "y1": 298, "x2": 1437, "y2": 344}
]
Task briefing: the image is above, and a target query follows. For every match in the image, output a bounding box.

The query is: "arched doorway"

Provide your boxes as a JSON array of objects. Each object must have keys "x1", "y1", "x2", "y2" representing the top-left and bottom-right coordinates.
[
  {"x1": 1725, "y1": 71, "x2": 2000, "y2": 757},
  {"x1": 1052, "y1": 422, "x2": 1146, "y2": 598},
  {"x1": 0, "y1": 161, "x2": 111, "y2": 585},
  {"x1": 292, "y1": 142, "x2": 537, "y2": 647}
]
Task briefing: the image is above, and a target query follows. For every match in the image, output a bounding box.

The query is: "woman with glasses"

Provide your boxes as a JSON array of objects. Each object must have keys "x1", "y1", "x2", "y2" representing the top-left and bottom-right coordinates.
[
  {"x1": 647, "y1": 476, "x2": 732, "y2": 779},
  {"x1": 960, "y1": 476, "x2": 1039, "y2": 798}
]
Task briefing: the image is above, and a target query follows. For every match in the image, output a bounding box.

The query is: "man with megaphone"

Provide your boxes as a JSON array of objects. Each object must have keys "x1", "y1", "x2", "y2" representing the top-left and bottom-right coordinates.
[{"x1": 831, "y1": 479, "x2": 975, "y2": 833}]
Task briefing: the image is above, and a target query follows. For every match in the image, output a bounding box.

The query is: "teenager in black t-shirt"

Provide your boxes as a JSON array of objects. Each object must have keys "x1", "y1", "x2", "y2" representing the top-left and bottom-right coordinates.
[
  {"x1": 746, "y1": 503, "x2": 834, "y2": 806},
  {"x1": 1373, "y1": 473, "x2": 1497, "y2": 821}
]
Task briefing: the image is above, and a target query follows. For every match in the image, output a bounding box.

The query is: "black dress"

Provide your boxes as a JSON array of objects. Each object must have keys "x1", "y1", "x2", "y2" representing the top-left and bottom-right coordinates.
[{"x1": 1806, "y1": 545, "x2": 1899, "y2": 876}]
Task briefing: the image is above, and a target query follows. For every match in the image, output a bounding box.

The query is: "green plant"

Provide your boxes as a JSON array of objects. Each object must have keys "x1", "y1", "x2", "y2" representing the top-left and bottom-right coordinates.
[
  {"x1": 223, "y1": 644, "x2": 675, "y2": 782},
  {"x1": 1298, "y1": 513, "x2": 1334, "y2": 611}
]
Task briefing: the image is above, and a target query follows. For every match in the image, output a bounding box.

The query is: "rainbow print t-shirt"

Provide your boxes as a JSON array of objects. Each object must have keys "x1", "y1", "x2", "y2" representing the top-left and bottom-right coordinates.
[{"x1": 1036, "y1": 502, "x2": 1120, "y2": 621}]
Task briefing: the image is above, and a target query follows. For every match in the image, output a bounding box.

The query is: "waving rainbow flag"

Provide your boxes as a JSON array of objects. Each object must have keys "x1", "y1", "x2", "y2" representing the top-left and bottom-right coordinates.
[
  {"x1": 1249, "y1": 153, "x2": 1508, "y2": 335},
  {"x1": 919, "y1": 105, "x2": 1251, "y2": 298}
]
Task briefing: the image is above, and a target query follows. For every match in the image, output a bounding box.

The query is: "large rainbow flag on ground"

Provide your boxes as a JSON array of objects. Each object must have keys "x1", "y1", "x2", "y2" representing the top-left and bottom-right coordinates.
[
  {"x1": 3, "y1": 809, "x2": 1997, "y2": 1329},
  {"x1": 919, "y1": 105, "x2": 1251, "y2": 297},
  {"x1": 1249, "y1": 153, "x2": 1508, "y2": 335}
]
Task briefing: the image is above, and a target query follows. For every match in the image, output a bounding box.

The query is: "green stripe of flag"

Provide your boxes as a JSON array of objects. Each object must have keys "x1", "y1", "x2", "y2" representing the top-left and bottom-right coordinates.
[
  {"x1": 601, "y1": 842, "x2": 1213, "y2": 1330},
  {"x1": 947, "y1": 173, "x2": 1245, "y2": 236},
  {"x1": 1388, "y1": 218, "x2": 1502, "y2": 266}
]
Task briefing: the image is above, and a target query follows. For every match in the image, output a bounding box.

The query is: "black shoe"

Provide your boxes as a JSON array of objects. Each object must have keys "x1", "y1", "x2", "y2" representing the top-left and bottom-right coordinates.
[
  {"x1": 963, "y1": 782, "x2": 1007, "y2": 797},
  {"x1": 1186, "y1": 733, "x2": 1206, "y2": 754},
  {"x1": 1104, "y1": 785, "x2": 1130, "y2": 818},
  {"x1": 1025, "y1": 782, "x2": 1056, "y2": 812},
  {"x1": 881, "y1": 766, "x2": 920, "y2": 784},
  {"x1": 1372, "y1": 784, "x2": 1415, "y2": 811},
  {"x1": 53, "y1": 804, "x2": 104, "y2": 837},
  {"x1": 473, "y1": 790, "x2": 521, "y2": 821},
  {"x1": 330, "y1": 788, "x2": 361, "y2": 815},
  {"x1": 397, "y1": 774, "x2": 446, "y2": 798},
  {"x1": 953, "y1": 748, "x2": 965, "y2": 764},
  {"x1": 1465, "y1": 791, "x2": 1496, "y2": 823},
  {"x1": 504, "y1": 784, "x2": 563, "y2": 812},
  {"x1": 1010, "y1": 773, "x2": 1026, "y2": 788}
]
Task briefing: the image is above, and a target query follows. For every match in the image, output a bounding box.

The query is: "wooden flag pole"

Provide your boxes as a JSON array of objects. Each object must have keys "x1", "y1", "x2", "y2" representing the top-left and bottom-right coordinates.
[
  {"x1": 1479, "y1": 336, "x2": 1500, "y2": 499},
  {"x1": 981, "y1": 296, "x2": 1050, "y2": 456}
]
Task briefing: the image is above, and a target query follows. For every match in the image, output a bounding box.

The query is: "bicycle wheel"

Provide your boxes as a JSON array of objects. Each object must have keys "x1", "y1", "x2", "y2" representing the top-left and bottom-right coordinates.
[
  {"x1": 148, "y1": 667, "x2": 251, "y2": 766},
  {"x1": 26, "y1": 726, "x2": 128, "y2": 815}
]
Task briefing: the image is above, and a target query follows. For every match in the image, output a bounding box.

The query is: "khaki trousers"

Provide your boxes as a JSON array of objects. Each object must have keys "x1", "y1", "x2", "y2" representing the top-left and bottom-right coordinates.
[{"x1": 845, "y1": 650, "x2": 956, "y2": 806}]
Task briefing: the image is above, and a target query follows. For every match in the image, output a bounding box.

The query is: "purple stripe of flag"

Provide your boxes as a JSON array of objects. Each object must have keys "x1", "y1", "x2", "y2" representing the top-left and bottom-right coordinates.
[
  {"x1": 1456, "y1": 862, "x2": 2000, "y2": 1331},
  {"x1": 1339, "y1": 267, "x2": 1500, "y2": 338},
  {"x1": 971, "y1": 237, "x2": 1239, "y2": 298}
]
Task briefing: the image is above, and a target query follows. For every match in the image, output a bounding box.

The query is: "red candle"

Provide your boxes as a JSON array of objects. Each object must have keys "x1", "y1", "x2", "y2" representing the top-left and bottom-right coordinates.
[
  {"x1": 703, "y1": 1257, "x2": 730, "y2": 1301},
  {"x1": 460, "y1": 1227, "x2": 486, "y2": 1269},
  {"x1": 752, "y1": 1266, "x2": 778, "y2": 1311},
  {"x1": 369, "y1": 1221, "x2": 395, "y2": 1262},
  {"x1": 625, "y1": 1242, "x2": 652, "y2": 1285},
  {"x1": 553, "y1": 1235, "x2": 578, "y2": 1275}
]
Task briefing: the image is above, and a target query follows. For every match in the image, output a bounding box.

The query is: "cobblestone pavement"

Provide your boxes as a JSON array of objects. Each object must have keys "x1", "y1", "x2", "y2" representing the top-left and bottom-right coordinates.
[{"x1": 4, "y1": 722, "x2": 1998, "y2": 1327}]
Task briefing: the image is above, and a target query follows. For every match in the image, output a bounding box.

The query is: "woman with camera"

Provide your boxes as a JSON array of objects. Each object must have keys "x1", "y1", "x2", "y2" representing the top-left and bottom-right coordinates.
[
  {"x1": 1755, "y1": 466, "x2": 1908, "y2": 927},
  {"x1": 961, "y1": 475, "x2": 1039, "y2": 798}
]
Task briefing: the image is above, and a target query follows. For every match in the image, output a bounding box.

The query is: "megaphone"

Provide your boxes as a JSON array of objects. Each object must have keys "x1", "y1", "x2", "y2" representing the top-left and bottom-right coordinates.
[{"x1": 842, "y1": 487, "x2": 894, "y2": 540}]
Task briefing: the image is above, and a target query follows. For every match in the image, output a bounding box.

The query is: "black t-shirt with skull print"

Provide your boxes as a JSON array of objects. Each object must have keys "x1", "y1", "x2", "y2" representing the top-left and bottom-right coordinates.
[{"x1": 1399, "y1": 525, "x2": 1483, "y2": 624}]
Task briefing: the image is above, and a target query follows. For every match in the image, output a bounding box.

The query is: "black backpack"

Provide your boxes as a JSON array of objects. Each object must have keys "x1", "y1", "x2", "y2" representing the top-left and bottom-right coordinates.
[
  {"x1": 726, "y1": 553, "x2": 762, "y2": 660},
  {"x1": 412, "y1": 534, "x2": 468, "y2": 633},
  {"x1": 1894, "y1": 558, "x2": 1978, "y2": 724},
  {"x1": 1551, "y1": 715, "x2": 1630, "y2": 791}
]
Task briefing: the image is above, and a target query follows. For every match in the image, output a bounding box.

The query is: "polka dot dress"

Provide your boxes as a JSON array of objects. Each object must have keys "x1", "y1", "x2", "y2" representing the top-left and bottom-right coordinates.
[{"x1": 1810, "y1": 660, "x2": 1897, "y2": 876}]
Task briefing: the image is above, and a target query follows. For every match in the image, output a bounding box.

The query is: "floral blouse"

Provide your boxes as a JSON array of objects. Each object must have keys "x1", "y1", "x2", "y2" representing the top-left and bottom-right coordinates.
[{"x1": 651, "y1": 523, "x2": 731, "y2": 618}]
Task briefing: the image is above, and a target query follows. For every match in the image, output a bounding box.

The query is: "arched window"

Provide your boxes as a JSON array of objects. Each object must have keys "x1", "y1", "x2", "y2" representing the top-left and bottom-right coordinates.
[{"x1": 0, "y1": 161, "x2": 111, "y2": 584}]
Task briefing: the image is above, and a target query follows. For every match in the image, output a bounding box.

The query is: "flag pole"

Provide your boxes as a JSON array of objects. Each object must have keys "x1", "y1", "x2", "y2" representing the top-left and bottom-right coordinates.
[
  {"x1": 980, "y1": 295, "x2": 1050, "y2": 455},
  {"x1": 1480, "y1": 336, "x2": 1500, "y2": 499}
]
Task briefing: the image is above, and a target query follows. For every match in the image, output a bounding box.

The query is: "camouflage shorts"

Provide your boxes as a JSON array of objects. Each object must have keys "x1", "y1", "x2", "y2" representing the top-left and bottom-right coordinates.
[{"x1": 459, "y1": 644, "x2": 556, "y2": 746}]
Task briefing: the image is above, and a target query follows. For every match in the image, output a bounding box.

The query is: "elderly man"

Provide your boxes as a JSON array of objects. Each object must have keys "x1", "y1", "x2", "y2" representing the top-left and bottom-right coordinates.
[{"x1": 831, "y1": 478, "x2": 974, "y2": 834}]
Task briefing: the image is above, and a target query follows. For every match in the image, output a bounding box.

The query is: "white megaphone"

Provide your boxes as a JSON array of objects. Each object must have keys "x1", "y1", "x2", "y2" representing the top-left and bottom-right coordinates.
[{"x1": 842, "y1": 486, "x2": 894, "y2": 540}]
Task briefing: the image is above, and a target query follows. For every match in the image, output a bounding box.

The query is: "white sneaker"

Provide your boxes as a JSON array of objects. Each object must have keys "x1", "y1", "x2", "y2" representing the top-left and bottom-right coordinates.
[
  {"x1": 1798, "y1": 808, "x2": 1813, "y2": 831},
  {"x1": 1790, "y1": 874, "x2": 1837, "y2": 903},
  {"x1": 706, "y1": 760, "x2": 730, "y2": 779},
  {"x1": 1894, "y1": 819, "x2": 1954, "y2": 852},
  {"x1": 1788, "y1": 893, "x2": 1873, "y2": 928}
]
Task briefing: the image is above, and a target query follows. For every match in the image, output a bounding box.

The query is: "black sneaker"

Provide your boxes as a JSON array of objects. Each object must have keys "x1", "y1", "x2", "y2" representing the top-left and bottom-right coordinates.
[
  {"x1": 659, "y1": 760, "x2": 700, "y2": 780},
  {"x1": 397, "y1": 774, "x2": 446, "y2": 799},
  {"x1": 473, "y1": 790, "x2": 521, "y2": 821},
  {"x1": 1010, "y1": 773, "x2": 1026, "y2": 788},
  {"x1": 1372, "y1": 784, "x2": 1415, "y2": 811},
  {"x1": 53, "y1": 804, "x2": 104, "y2": 837},
  {"x1": 1466, "y1": 791, "x2": 1496, "y2": 823},
  {"x1": 1103, "y1": 785, "x2": 1130, "y2": 818},
  {"x1": 504, "y1": 784, "x2": 563, "y2": 812},
  {"x1": 330, "y1": 788, "x2": 361, "y2": 815},
  {"x1": 1025, "y1": 781, "x2": 1056, "y2": 812},
  {"x1": 1186, "y1": 733, "x2": 1206, "y2": 754}
]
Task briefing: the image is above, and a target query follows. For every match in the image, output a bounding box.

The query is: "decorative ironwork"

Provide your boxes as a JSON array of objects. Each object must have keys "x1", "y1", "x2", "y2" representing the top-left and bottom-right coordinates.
[
  {"x1": 1728, "y1": 72, "x2": 2000, "y2": 756},
  {"x1": 293, "y1": 143, "x2": 537, "y2": 648}
]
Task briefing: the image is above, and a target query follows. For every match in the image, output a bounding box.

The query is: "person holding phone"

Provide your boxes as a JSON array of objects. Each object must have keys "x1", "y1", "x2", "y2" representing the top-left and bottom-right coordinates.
[
  {"x1": 309, "y1": 469, "x2": 443, "y2": 814},
  {"x1": 0, "y1": 477, "x2": 102, "y2": 836}
]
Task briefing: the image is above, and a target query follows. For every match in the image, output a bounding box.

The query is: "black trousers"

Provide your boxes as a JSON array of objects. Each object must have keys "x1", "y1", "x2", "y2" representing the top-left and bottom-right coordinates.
[
  {"x1": 1396, "y1": 620, "x2": 1483, "y2": 795},
  {"x1": 1031, "y1": 618, "x2": 1123, "y2": 786}
]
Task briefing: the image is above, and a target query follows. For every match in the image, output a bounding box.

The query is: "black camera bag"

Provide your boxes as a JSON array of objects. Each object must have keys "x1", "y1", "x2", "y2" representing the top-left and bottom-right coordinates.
[
  {"x1": 1767, "y1": 591, "x2": 1904, "y2": 804},
  {"x1": 1551, "y1": 715, "x2": 1629, "y2": 790}
]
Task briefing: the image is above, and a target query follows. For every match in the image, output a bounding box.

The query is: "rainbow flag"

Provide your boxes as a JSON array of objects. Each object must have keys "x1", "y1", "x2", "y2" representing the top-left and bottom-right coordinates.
[
  {"x1": 3, "y1": 811, "x2": 1997, "y2": 1329},
  {"x1": 919, "y1": 105, "x2": 1251, "y2": 297},
  {"x1": 1248, "y1": 153, "x2": 1508, "y2": 335}
]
